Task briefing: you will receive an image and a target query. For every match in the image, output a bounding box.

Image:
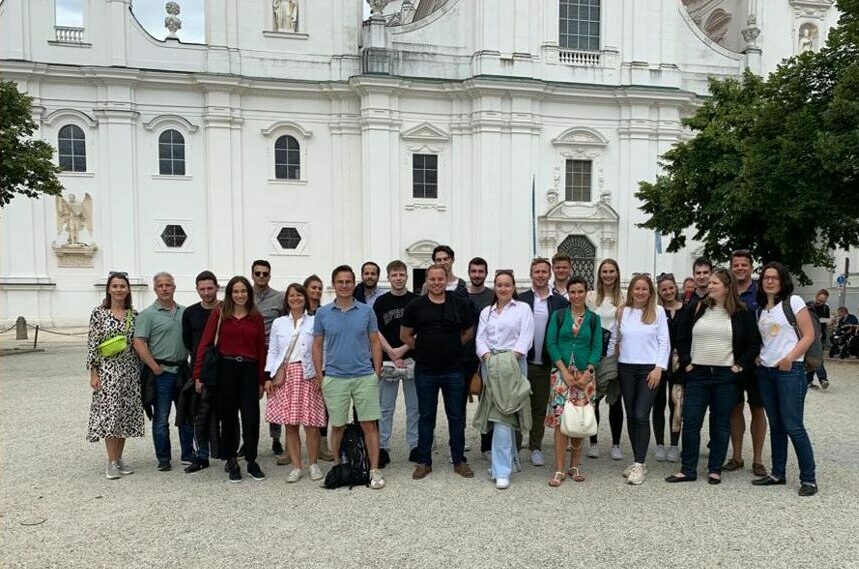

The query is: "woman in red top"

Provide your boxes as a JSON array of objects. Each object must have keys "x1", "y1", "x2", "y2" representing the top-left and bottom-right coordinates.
[{"x1": 194, "y1": 276, "x2": 267, "y2": 483}]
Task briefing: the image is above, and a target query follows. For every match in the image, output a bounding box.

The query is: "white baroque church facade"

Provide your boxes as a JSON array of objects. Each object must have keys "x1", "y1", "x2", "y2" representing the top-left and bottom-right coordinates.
[{"x1": 0, "y1": 0, "x2": 843, "y2": 324}]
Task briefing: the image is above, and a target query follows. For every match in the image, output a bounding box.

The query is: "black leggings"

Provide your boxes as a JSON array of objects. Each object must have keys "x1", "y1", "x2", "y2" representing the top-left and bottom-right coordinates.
[
  {"x1": 652, "y1": 369, "x2": 680, "y2": 447},
  {"x1": 618, "y1": 363, "x2": 659, "y2": 464},
  {"x1": 590, "y1": 397, "x2": 624, "y2": 446}
]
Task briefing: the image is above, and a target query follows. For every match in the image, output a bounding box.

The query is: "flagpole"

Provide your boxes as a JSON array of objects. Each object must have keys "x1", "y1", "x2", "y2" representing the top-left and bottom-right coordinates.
[{"x1": 531, "y1": 175, "x2": 537, "y2": 258}]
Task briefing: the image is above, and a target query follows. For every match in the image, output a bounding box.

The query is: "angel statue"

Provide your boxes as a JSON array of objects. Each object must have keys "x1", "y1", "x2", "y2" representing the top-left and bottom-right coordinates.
[
  {"x1": 56, "y1": 193, "x2": 93, "y2": 246},
  {"x1": 273, "y1": 0, "x2": 298, "y2": 32}
]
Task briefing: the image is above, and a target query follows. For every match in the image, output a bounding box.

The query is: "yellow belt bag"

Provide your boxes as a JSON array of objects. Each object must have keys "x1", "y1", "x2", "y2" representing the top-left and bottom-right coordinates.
[{"x1": 98, "y1": 310, "x2": 133, "y2": 358}]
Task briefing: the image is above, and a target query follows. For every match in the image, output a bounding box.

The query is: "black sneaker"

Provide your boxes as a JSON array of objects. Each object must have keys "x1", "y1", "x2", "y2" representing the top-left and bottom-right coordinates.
[
  {"x1": 227, "y1": 460, "x2": 242, "y2": 483},
  {"x1": 379, "y1": 448, "x2": 391, "y2": 469},
  {"x1": 799, "y1": 483, "x2": 818, "y2": 497},
  {"x1": 246, "y1": 461, "x2": 266, "y2": 481},
  {"x1": 820, "y1": 379, "x2": 830, "y2": 390},
  {"x1": 184, "y1": 460, "x2": 210, "y2": 474},
  {"x1": 272, "y1": 439, "x2": 284, "y2": 456},
  {"x1": 157, "y1": 460, "x2": 171, "y2": 472},
  {"x1": 408, "y1": 447, "x2": 420, "y2": 463}
]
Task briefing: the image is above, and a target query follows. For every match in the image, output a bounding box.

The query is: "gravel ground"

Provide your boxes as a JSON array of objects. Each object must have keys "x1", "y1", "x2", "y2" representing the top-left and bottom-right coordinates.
[{"x1": 1, "y1": 334, "x2": 858, "y2": 569}]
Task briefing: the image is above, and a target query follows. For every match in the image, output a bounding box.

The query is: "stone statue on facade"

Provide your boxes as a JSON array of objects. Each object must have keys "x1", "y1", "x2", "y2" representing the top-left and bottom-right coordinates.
[
  {"x1": 56, "y1": 193, "x2": 94, "y2": 246},
  {"x1": 164, "y1": 2, "x2": 182, "y2": 39},
  {"x1": 273, "y1": 0, "x2": 298, "y2": 32},
  {"x1": 799, "y1": 25, "x2": 818, "y2": 52}
]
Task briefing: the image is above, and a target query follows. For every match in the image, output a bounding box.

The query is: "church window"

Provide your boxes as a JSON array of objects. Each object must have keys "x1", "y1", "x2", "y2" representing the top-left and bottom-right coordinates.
[
  {"x1": 412, "y1": 154, "x2": 438, "y2": 199},
  {"x1": 274, "y1": 135, "x2": 301, "y2": 180},
  {"x1": 158, "y1": 129, "x2": 186, "y2": 176},
  {"x1": 276, "y1": 227, "x2": 302, "y2": 249},
  {"x1": 559, "y1": 0, "x2": 601, "y2": 52},
  {"x1": 58, "y1": 124, "x2": 86, "y2": 172},
  {"x1": 565, "y1": 159, "x2": 592, "y2": 202},
  {"x1": 160, "y1": 224, "x2": 187, "y2": 248}
]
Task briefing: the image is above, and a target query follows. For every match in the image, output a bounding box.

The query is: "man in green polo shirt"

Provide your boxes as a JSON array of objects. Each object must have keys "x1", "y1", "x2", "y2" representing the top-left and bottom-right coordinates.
[{"x1": 133, "y1": 272, "x2": 192, "y2": 471}]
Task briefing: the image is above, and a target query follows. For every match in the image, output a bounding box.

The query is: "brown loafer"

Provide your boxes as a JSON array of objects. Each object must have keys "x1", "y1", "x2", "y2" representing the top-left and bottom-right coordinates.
[
  {"x1": 722, "y1": 458, "x2": 745, "y2": 471},
  {"x1": 454, "y1": 462, "x2": 474, "y2": 478},
  {"x1": 276, "y1": 455, "x2": 291, "y2": 466},
  {"x1": 319, "y1": 449, "x2": 335, "y2": 462},
  {"x1": 412, "y1": 464, "x2": 433, "y2": 480},
  {"x1": 752, "y1": 463, "x2": 767, "y2": 477}
]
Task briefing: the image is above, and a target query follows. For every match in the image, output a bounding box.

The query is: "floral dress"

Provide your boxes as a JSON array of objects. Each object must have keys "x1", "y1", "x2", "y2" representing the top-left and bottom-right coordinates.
[
  {"x1": 86, "y1": 306, "x2": 145, "y2": 442},
  {"x1": 545, "y1": 314, "x2": 596, "y2": 429}
]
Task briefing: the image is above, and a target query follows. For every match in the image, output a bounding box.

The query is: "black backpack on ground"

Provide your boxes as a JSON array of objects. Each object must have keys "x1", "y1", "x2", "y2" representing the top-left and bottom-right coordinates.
[{"x1": 323, "y1": 422, "x2": 370, "y2": 489}]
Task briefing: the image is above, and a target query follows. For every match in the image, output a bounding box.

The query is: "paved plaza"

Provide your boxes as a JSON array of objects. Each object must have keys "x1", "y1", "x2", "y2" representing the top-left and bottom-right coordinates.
[{"x1": 1, "y1": 332, "x2": 858, "y2": 568}]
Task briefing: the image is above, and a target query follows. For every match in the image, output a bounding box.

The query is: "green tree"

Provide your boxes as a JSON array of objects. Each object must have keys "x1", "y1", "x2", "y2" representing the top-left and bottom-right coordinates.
[
  {"x1": 636, "y1": 0, "x2": 859, "y2": 283},
  {"x1": 0, "y1": 80, "x2": 64, "y2": 209}
]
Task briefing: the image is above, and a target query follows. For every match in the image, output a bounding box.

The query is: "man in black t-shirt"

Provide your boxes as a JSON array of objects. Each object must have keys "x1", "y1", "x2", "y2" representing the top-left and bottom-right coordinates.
[
  {"x1": 373, "y1": 260, "x2": 420, "y2": 467},
  {"x1": 180, "y1": 270, "x2": 219, "y2": 473},
  {"x1": 401, "y1": 264, "x2": 475, "y2": 480}
]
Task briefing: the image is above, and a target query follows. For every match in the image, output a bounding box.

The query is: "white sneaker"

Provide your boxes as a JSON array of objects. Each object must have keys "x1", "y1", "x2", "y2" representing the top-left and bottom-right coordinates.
[
  {"x1": 531, "y1": 450, "x2": 545, "y2": 466},
  {"x1": 309, "y1": 463, "x2": 324, "y2": 481},
  {"x1": 666, "y1": 446, "x2": 679, "y2": 463},
  {"x1": 622, "y1": 463, "x2": 635, "y2": 478},
  {"x1": 611, "y1": 445, "x2": 623, "y2": 460},
  {"x1": 286, "y1": 468, "x2": 303, "y2": 483},
  {"x1": 654, "y1": 445, "x2": 666, "y2": 462},
  {"x1": 627, "y1": 463, "x2": 646, "y2": 485},
  {"x1": 464, "y1": 441, "x2": 472, "y2": 452},
  {"x1": 496, "y1": 478, "x2": 510, "y2": 489},
  {"x1": 115, "y1": 458, "x2": 134, "y2": 475},
  {"x1": 106, "y1": 461, "x2": 121, "y2": 480},
  {"x1": 370, "y1": 469, "x2": 385, "y2": 490},
  {"x1": 587, "y1": 444, "x2": 600, "y2": 458}
]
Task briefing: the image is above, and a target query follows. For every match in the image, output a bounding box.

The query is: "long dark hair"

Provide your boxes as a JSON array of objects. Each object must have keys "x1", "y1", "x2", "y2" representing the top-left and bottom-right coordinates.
[
  {"x1": 102, "y1": 272, "x2": 132, "y2": 309},
  {"x1": 756, "y1": 261, "x2": 794, "y2": 308},
  {"x1": 489, "y1": 270, "x2": 518, "y2": 307},
  {"x1": 281, "y1": 283, "x2": 310, "y2": 315},
  {"x1": 221, "y1": 276, "x2": 256, "y2": 318}
]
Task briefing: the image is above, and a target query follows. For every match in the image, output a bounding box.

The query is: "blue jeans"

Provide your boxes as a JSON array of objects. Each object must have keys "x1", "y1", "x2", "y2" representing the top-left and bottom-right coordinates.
[
  {"x1": 379, "y1": 362, "x2": 419, "y2": 451},
  {"x1": 152, "y1": 371, "x2": 194, "y2": 463},
  {"x1": 758, "y1": 363, "x2": 816, "y2": 484},
  {"x1": 484, "y1": 356, "x2": 527, "y2": 480},
  {"x1": 415, "y1": 368, "x2": 466, "y2": 467},
  {"x1": 680, "y1": 365, "x2": 737, "y2": 477}
]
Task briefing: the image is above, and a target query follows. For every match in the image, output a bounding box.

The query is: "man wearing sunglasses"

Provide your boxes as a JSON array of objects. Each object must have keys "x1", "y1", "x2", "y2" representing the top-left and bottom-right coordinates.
[{"x1": 251, "y1": 259, "x2": 286, "y2": 457}]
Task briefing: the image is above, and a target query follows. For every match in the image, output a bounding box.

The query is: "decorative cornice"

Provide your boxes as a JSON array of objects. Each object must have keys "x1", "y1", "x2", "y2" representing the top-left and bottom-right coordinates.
[
  {"x1": 552, "y1": 127, "x2": 608, "y2": 147},
  {"x1": 401, "y1": 121, "x2": 450, "y2": 142},
  {"x1": 260, "y1": 120, "x2": 313, "y2": 138},
  {"x1": 42, "y1": 108, "x2": 98, "y2": 128},
  {"x1": 143, "y1": 114, "x2": 199, "y2": 133}
]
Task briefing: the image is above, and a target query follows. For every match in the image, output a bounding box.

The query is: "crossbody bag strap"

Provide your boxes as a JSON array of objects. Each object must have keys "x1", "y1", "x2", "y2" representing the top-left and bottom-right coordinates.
[
  {"x1": 124, "y1": 309, "x2": 133, "y2": 332},
  {"x1": 213, "y1": 307, "x2": 223, "y2": 347}
]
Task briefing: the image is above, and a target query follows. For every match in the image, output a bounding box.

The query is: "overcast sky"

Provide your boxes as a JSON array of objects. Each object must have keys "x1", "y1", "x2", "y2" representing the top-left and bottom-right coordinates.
[{"x1": 56, "y1": 0, "x2": 370, "y2": 45}]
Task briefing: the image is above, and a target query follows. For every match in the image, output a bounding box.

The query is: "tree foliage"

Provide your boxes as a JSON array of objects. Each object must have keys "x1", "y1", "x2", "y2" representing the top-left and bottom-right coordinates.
[
  {"x1": 637, "y1": 0, "x2": 859, "y2": 283},
  {"x1": 0, "y1": 80, "x2": 64, "y2": 210}
]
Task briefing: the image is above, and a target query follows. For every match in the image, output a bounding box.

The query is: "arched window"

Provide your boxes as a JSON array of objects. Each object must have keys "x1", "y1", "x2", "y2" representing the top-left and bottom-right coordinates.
[
  {"x1": 158, "y1": 129, "x2": 186, "y2": 176},
  {"x1": 57, "y1": 124, "x2": 86, "y2": 172},
  {"x1": 558, "y1": 235, "x2": 597, "y2": 288},
  {"x1": 274, "y1": 135, "x2": 300, "y2": 180}
]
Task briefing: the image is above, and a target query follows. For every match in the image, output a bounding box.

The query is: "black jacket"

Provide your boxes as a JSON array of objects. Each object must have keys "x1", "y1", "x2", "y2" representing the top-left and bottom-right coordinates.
[
  {"x1": 517, "y1": 289, "x2": 570, "y2": 364},
  {"x1": 676, "y1": 303, "x2": 761, "y2": 378}
]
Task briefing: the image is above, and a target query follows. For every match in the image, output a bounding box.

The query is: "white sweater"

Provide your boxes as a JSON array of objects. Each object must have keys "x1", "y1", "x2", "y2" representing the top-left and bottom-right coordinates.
[{"x1": 607, "y1": 307, "x2": 670, "y2": 368}]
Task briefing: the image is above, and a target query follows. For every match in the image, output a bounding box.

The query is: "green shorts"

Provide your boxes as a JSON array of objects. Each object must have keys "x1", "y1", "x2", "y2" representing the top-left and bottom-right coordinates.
[{"x1": 321, "y1": 373, "x2": 381, "y2": 427}]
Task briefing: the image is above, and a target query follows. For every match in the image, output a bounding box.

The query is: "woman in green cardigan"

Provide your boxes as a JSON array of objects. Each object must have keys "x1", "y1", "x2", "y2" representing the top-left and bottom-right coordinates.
[{"x1": 545, "y1": 277, "x2": 603, "y2": 486}]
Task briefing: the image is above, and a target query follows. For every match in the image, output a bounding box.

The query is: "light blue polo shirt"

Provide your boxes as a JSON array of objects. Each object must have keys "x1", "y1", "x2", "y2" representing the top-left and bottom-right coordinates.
[{"x1": 313, "y1": 299, "x2": 377, "y2": 378}]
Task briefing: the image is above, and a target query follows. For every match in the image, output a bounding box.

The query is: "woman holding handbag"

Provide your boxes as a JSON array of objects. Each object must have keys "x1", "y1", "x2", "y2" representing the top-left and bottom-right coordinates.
[
  {"x1": 666, "y1": 268, "x2": 759, "y2": 485},
  {"x1": 585, "y1": 258, "x2": 624, "y2": 460},
  {"x1": 545, "y1": 277, "x2": 602, "y2": 486},
  {"x1": 194, "y1": 276, "x2": 267, "y2": 483},
  {"x1": 264, "y1": 283, "x2": 326, "y2": 483},
  {"x1": 606, "y1": 274, "x2": 670, "y2": 485},
  {"x1": 474, "y1": 270, "x2": 534, "y2": 490},
  {"x1": 86, "y1": 271, "x2": 145, "y2": 479}
]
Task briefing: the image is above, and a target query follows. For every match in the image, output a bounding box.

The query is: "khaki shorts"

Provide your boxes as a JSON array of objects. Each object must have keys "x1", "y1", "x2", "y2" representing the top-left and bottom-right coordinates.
[{"x1": 321, "y1": 373, "x2": 381, "y2": 426}]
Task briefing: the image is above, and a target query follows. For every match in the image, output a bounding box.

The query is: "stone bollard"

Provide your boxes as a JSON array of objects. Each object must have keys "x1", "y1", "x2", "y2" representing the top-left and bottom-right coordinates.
[{"x1": 15, "y1": 316, "x2": 27, "y2": 340}]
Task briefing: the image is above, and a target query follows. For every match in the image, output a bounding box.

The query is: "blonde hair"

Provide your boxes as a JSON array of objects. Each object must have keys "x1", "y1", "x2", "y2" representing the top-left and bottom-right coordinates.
[
  {"x1": 596, "y1": 258, "x2": 622, "y2": 307},
  {"x1": 625, "y1": 274, "x2": 658, "y2": 325}
]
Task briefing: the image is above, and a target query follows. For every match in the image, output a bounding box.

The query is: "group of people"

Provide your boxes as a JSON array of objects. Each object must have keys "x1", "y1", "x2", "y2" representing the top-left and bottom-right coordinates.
[{"x1": 85, "y1": 247, "x2": 821, "y2": 496}]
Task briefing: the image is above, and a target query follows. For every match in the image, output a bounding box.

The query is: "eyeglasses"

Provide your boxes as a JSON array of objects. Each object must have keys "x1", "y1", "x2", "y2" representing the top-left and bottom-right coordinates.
[
  {"x1": 761, "y1": 275, "x2": 780, "y2": 281},
  {"x1": 632, "y1": 272, "x2": 652, "y2": 278},
  {"x1": 108, "y1": 271, "x2": 128, "y2": 278},
  {"x1": 253, "y1": 271, "x2": 270, "y2": 277},
  {"x1": 656, "y1": 272, "x2": 675, "y2": 283}
]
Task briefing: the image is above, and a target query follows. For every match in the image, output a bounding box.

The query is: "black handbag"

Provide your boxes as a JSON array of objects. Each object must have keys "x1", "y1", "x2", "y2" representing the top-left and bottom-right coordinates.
[{"x1": 199, "y1": 308, "x2": 223, "y2": 387}]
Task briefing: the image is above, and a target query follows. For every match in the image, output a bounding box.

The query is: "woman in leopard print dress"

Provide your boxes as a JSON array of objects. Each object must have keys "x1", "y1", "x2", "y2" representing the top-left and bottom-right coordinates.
[{"x1": 86, "y1": 272, "x2": 145, "y2": 479}]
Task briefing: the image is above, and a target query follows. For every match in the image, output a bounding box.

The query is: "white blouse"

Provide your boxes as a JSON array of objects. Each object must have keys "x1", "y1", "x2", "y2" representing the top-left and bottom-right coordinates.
[
  {"x1": 757, "y1": 295, "x2": 807, "y2": 367},
  {"x1": 475, "y1": 300, "x2": 535, "y2": 359},
  {"x1": 265, "y1": 313, "x2": 316, "y2": 379},
  {"x1": 586, "y1": 290, "x2": 619, "y2": 332},
  {"x1": 607, "y1": 307, "x2": 670, "y2": 368}
]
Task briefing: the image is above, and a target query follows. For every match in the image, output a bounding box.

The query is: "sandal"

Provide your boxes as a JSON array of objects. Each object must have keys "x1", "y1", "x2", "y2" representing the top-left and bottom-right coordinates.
[
  {"x1": 752, "y1": 463, "x2": 767, "y2": 477},
  {"x1": 548, "y1": 471, "x2": 565, "y2": 487},
  {"x1": 567, "y1": 466, "x2": 586, "y2": 482},
  {"x1": 722, "y1": 458, "x2": 745, "y2": 471}
]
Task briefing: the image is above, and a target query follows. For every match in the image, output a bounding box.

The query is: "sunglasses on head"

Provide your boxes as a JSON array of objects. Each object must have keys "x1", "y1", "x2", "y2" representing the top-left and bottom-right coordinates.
[
  {"x1": 656, "y1": 272, "x2": 675, "y2": 283},
  {"x1": 108, "y1": 271, "x2": 128, "y2": 278},
  {"x1": 254, "y1": 271, "x2": 270, "y2": 277}
]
